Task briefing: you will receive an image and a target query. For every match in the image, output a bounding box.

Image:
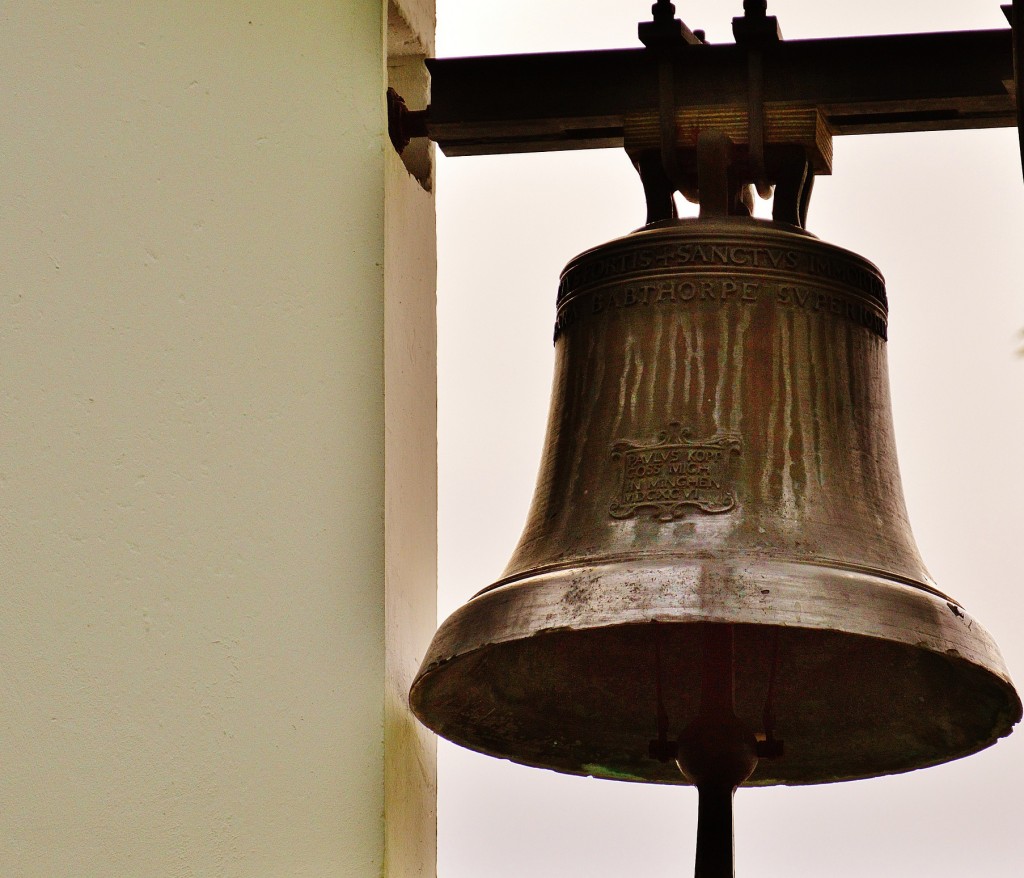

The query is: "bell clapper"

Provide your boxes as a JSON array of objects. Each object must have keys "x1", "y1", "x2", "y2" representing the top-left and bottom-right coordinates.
[
  {"x1": 649, "y1": 624, "x2": 784, "y2": 875},
  {"x1": 675, "y1": 626, "x2": 758, "y2": 878}
]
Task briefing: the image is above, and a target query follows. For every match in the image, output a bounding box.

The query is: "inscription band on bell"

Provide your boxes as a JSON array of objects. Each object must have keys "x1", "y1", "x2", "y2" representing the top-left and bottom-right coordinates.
[{"x1": 553, "y1": 273, "x2": 888, "y2": 341}]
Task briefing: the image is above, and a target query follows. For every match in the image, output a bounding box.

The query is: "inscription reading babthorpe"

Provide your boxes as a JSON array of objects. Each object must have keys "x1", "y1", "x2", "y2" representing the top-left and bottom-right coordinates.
[
  {"x1": 552, "y1": 275, "x2": 888, "y2": 342},
  {"x1": 610, "y1": 424, "x2": 741, "y2": 521}
]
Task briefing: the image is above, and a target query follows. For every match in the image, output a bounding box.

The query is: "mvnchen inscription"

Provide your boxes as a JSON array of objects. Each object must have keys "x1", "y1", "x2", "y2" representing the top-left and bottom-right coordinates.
[{"x1": 610, "y1": 424, "x2": 742, "y2": 521}]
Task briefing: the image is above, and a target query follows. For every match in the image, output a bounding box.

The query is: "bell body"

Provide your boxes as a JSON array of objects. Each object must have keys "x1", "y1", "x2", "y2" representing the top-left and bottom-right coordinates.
[{"x1": 411, "y1": 217, "x2": 1020, "y2": 785}]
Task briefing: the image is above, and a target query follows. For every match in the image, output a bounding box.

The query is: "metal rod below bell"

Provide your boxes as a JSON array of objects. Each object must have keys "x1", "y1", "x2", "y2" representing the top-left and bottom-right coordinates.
[{"x1": 694, "y1": 784, "x2": 737, "y2": 878}]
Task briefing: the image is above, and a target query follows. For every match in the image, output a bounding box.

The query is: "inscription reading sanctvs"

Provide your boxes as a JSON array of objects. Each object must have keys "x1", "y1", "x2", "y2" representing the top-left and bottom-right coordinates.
[
  {"x1": 560, "y1": 241, "x2": 885, "y2": 303},
  {"x1": 610, "y1": 424, "x2": 741, "y2": 520}
]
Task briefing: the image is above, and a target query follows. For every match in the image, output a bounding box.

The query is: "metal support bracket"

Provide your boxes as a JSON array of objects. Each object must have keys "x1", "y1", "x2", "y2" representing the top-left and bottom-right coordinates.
[{"x1": 414, "y1": 27, "x2": 1017, "y2": 155}]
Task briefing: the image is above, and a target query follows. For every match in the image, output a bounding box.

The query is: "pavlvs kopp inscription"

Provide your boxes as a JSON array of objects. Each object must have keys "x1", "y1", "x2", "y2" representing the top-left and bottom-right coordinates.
[{"x1": 610, "y1": 424, "x2": 741, "y2": 521}]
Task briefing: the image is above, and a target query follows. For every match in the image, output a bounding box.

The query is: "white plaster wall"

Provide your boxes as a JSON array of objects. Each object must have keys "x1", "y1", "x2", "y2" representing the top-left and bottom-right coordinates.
[
  {"x1": 0, "y1": 2, "x2": 435, "y2": 875},
  {"x1": 385, "y1": 2, "x2": 438, "y2": 876}
]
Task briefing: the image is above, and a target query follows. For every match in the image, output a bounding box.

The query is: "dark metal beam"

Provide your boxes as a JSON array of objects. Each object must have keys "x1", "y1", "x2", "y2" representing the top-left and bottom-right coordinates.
[{"x1": 421, "y1": 29, "x2": 1015, "y2": 156}]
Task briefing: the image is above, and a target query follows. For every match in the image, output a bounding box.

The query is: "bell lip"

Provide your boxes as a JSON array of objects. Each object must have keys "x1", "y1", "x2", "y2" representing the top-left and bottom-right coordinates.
[
  {"x1": 411, "y1": 557, "x2": 1021, "y2": 787},
  {"x1": 478, "y1": 552, "x2": 956, "y2": 605}
]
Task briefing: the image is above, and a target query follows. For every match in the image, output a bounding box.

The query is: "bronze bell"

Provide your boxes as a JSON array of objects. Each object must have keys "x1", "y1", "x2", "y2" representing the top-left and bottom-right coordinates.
[{"x1": 411, "y1": 214, "x2": 1020, "y2": 794}]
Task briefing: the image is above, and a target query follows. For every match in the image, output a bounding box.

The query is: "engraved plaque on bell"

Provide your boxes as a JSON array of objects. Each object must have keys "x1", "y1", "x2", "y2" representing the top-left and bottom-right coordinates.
[{"x1": 411, "y1": 216, "x2": 1020, "y2": 788}]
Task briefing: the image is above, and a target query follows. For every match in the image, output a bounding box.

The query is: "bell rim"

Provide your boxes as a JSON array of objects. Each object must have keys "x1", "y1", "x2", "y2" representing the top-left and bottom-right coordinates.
[{"x1": 412, "y1": 558, "x2": 1020, "y2": 786}]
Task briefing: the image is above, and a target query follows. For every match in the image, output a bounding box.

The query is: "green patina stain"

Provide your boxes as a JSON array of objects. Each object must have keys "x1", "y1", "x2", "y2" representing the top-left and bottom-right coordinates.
[{"x1": 581, "y1": 763, "x2": 646, "y2": 781}]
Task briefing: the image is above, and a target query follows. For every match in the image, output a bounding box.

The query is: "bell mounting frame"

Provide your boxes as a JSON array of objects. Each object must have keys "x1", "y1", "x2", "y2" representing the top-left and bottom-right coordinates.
[{"x1": 389, "y1": 0, "x2": 1024, "y2": 223}]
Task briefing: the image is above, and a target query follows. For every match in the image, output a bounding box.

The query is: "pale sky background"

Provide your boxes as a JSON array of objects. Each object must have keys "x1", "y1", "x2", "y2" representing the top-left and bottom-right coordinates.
[{"x1": 432, "y1": 2, "x2": 1024, "y2": 875}]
